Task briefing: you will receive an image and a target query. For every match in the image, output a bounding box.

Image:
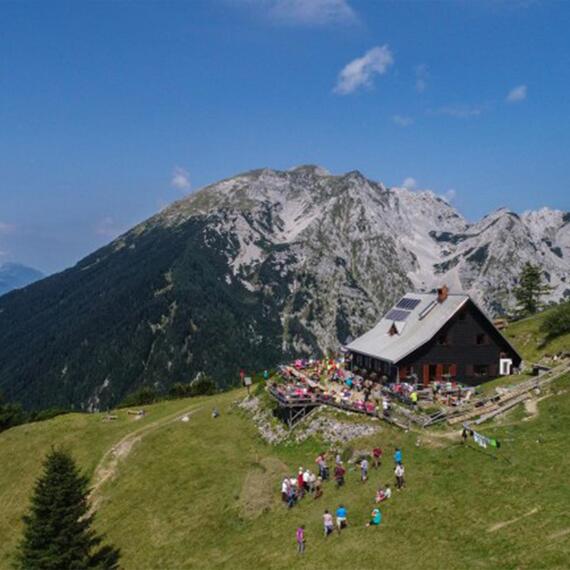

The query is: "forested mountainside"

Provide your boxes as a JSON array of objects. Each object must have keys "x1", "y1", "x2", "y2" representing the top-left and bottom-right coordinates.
[{"x1": 0, "y1": 165, "x2": 568, "y2": 410}]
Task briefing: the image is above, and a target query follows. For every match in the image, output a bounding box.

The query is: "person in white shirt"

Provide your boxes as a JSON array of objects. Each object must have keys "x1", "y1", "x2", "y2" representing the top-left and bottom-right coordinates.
[
  {"x1": 360, "y1": 458, "x2": 369, "y2": 482},
  {"x1": 395, "y1": 463, "x2": 405, "y2": 490},
  {"x1": 323, "y1": 510, "x2": 334, "y2": 537},
  {"x1": 281, "y1": 478, "x2": 290, "y2": 503}
]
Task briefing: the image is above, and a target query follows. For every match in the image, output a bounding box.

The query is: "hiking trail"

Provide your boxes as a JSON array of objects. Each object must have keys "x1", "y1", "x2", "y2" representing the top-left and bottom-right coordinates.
[
  {"x1": 487, "y1": 507, "x2": 539, "y2": 532},
  {"x1": 89, "y1": 404, "x2": 202, "y2": 512}
]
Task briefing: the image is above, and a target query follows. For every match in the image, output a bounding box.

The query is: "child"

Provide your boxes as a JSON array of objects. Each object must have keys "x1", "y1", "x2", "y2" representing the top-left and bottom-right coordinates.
[
  {"x1": 323, "y1": 510, "x2": 334, "y2": 537},
  {"x1": 366, "y1": 507, "x2": 382, "y2": 527},
  {"x1": 296, "y1": 525, "x2": 305, "y2": 554}
]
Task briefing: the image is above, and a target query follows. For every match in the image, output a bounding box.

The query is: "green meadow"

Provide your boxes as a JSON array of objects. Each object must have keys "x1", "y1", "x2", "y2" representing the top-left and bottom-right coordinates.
[{"x1": 1, "y1": 372, "x2": 569, "y2": 569}]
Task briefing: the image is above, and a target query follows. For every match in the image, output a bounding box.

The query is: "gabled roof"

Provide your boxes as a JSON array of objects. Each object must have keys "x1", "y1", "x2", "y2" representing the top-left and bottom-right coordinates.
[{"x1": 347, "y1": 292, "x2": 475, "y2": 364}]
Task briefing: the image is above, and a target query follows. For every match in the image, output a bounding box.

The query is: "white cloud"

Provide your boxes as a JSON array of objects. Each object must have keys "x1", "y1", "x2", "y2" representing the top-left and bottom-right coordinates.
[
  {"x1": 265, "y1": 0, "x2": 357, "y2": 26},
  {"x1": 430, "y1": 104, "x2": 484, "y2": 119},
  {"x1": 393, "y1": 114, "x2": 414, "y2": 127},
  {"x1": 402, "y1": 177, "x2": 417, "y2": 190},
  {"x1": 415, "y1": 64, "x2": 429, "y2": 93},
  {"x1": 171, "y1": 167, "x2": 191, "y2": 191},
  {"x1": 442, "y1": 188, "x2": 456, "y2": 202},
  {"x1": 334, "y1": 45, "x2": 394, "y2": 95},
  {"x1": 95, "y1": 217, "x2": 126, "y2": 239},
  {"x1": 506, "y1": 84, "x2": 527, "y2": 103}
]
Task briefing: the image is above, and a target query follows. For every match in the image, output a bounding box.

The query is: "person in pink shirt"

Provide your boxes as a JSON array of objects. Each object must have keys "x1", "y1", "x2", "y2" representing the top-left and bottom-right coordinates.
[{"x1": 296, "y1": 525, "x2": 305, "y2": 554}]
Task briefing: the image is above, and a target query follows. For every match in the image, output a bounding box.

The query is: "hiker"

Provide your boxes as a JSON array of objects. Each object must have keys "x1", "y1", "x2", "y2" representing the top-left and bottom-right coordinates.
[
  {"x1": 296, "y1": 526, "x2": 305, "y2": 554},
  {"x1": 461, "y1": 427, "x2": 469, "y2": 444},
  {"x1": 395, "y1": 463, "x2": 405, "y2": 490},
  {"x1": 410, "y1": 391, "x2": 418, "y2": 406},
  {"x1": 366, "y1": 507, "x2": 382, "y2": 527},
  {"x1": 297, "y1": 468, "x2": 305, "y2": 498},
  {"x1": 287, "y1": 484, "x2": 297, "y2": 509},
  {"x1": 314, "y1": 476, "x2": 323, "y2": 499},
  {"x1": 394, "y1": 447, "x2": 403, "y2": 465},
  {"x1": 334, "y1": 462, "x2": 346, "y2": 488},
  {"x1": 336, "y1": 504, "x2": 348, "y2": 533},
  {"x1": 360, "y1": 457, "x2": 369, "y2": 483},
  {"x1": 382, "y1": 397, "x2": 390, "y2": 417},
  {"x1": 263, "y1": 369, "x2": 269, "y2": 381},
  {"x1": 316, "y1": 452, "x2": 329, "y2": 480},
  {"x1": 372, "y1": 446, "x2": 382, "y2": 469},
  {"x1": 303, "y1": 469, "x2": 311, "y2": 493},
  {"x1": 323, "y1": 510, "x2": 334, "y2": 537},
  {"x1": 281, "y1": 477, "x2": 290, "y2": 504}
]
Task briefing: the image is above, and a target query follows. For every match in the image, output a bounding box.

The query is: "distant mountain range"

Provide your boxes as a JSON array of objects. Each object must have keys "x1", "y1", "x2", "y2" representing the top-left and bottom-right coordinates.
[
  {"x1": 0, "y1": 166, "x2": 568, "y2": 410},
  {"x1": 0, "y1": 263, "x2": 44, "y2": 297}
]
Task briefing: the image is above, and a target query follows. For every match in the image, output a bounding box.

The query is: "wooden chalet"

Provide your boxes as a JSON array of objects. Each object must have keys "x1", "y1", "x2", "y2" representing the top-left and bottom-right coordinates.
[{"x1": 346, "y1": 286, "x2": 522, "y2": 386}]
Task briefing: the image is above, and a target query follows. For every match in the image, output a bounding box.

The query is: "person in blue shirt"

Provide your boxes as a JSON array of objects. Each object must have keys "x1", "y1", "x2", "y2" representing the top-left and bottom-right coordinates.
[
  {"x1": 366, "y1": 507, "x2": 382, "y2": 527},
  {"x1": 394, "y1": 447, "x2": 403, "y2": 464},
  {"x1": 336, "y1": 504, "x2": 348, "y2": 533}
]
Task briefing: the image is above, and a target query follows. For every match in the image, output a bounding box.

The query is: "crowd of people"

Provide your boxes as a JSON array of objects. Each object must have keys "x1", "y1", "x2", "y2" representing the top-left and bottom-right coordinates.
[
  {"x1": 271, "y1": 357, "x2": 479, "y2": 417},
  {"x1": 283, "y1": 444, "x2": 409, "y2": 555},
  {"x1": 271, "y1": 359, "x2": 394, "y2": 418}
]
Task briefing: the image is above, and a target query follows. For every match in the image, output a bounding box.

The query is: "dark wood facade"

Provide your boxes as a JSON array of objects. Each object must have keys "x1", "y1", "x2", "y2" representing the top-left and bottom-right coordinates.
[{"x1": 350, "y1": 299, "x2": 521, "y2": 386}]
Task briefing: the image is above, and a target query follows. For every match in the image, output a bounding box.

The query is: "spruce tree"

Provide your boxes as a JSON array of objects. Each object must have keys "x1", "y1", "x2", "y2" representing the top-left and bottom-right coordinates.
[
  {"x1": 513, "y1": 262, "x2": 551, "y2": 317},
  {"x1": 16, "y1": 448, "x2": 120, "y2": 570}
]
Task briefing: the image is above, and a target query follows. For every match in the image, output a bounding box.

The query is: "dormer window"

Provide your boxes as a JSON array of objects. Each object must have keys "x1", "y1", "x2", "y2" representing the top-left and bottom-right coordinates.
[{"x1": 388, "y1": 322, "x2": 399, "y2": 336}]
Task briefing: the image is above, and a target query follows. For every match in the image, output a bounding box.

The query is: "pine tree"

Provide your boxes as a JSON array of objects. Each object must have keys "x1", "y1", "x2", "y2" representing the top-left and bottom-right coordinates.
[
  {"x1": 513, "y1": 262, "x2": 551, "y2": 317},
  {"x1": 15, "y1": 448, "x2": 120, "y2": 570},
  {"x1": 0, "y1": 392, "x2": 26, "y2": 433}
]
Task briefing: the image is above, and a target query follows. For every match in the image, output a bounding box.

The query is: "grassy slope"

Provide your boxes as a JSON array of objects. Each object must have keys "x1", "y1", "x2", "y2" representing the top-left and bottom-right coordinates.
[
  {"x1": 504, "y1": 306, "x2": 570, "y2": 363},
  {"x1": 1, "y1": 378, "x2": 570, "y2": 570}
]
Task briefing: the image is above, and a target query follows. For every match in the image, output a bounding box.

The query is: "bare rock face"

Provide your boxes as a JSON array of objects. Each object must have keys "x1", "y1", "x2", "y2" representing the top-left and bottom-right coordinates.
[{"x1": 153, "y1": 165, "x2": 569, "y2": 334}]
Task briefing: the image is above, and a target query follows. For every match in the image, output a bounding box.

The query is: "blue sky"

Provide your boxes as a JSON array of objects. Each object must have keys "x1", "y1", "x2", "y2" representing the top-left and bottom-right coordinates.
[{"x1": 1, "y1": 0, "x2": 569, "y2": 273}]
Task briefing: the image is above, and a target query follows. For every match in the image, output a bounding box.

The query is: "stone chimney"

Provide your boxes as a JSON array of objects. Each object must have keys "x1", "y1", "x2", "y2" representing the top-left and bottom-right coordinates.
[{"x1": 437, "y1": 285, "x2": 449, "y2": 303}]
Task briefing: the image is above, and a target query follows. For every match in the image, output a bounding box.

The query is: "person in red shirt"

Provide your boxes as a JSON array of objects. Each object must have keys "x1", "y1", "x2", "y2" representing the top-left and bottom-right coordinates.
[
  {"x1": 334, "y1": 463, "x2": 346, "y2": 488},
  {"x1": 372, "y1": 447, "x2": 383, "y2": 469},
  {"x1": 297, "y1": 468, "x2": 305, "y2": 498}
]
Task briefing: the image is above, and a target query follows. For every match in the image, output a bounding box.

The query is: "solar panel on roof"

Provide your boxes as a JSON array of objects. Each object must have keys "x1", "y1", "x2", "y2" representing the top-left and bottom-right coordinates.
[
  {"x1": 385, "y1": 308, "x2": 411, "y2": 321},
  {"x1": 396, "y1": 297, "x2": 421, "y2": 310}
]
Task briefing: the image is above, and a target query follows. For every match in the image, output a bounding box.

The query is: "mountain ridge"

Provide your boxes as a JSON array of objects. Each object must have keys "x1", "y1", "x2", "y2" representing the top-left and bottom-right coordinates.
[
  {"x1": 0, "y1": 262, "x2": 44, "y2": 297},
  {"x1": 0, "y1": 166, "x2": 568, "y2": 410}
]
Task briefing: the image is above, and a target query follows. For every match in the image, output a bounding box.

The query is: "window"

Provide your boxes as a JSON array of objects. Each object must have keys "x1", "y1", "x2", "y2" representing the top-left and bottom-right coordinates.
[
  {"x1": 437, "y1": 333, "x2": 449, "y2": 345},
  {"x1": 476, "y1": 333, "x2": 487, "y2": 345},
  {"x1": 474, "y1": 364, "x2": 488, "y2": 376}
]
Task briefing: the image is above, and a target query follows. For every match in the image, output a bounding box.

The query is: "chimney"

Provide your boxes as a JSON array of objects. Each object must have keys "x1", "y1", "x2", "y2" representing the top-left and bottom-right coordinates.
[{"x1": 437, "y1": 285, "x2": 449, "y2": 303}]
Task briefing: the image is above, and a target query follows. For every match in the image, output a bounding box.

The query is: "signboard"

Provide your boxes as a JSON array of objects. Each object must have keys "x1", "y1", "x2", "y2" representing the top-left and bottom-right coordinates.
[{"x1": 244, "y1": 376, "x2": 252, "y2": 386}]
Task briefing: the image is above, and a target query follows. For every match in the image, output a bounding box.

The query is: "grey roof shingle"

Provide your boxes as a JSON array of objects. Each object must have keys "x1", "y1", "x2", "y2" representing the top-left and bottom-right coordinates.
[{"x1": 346, "y1": 293, "x2": 470, "y2": 363}]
